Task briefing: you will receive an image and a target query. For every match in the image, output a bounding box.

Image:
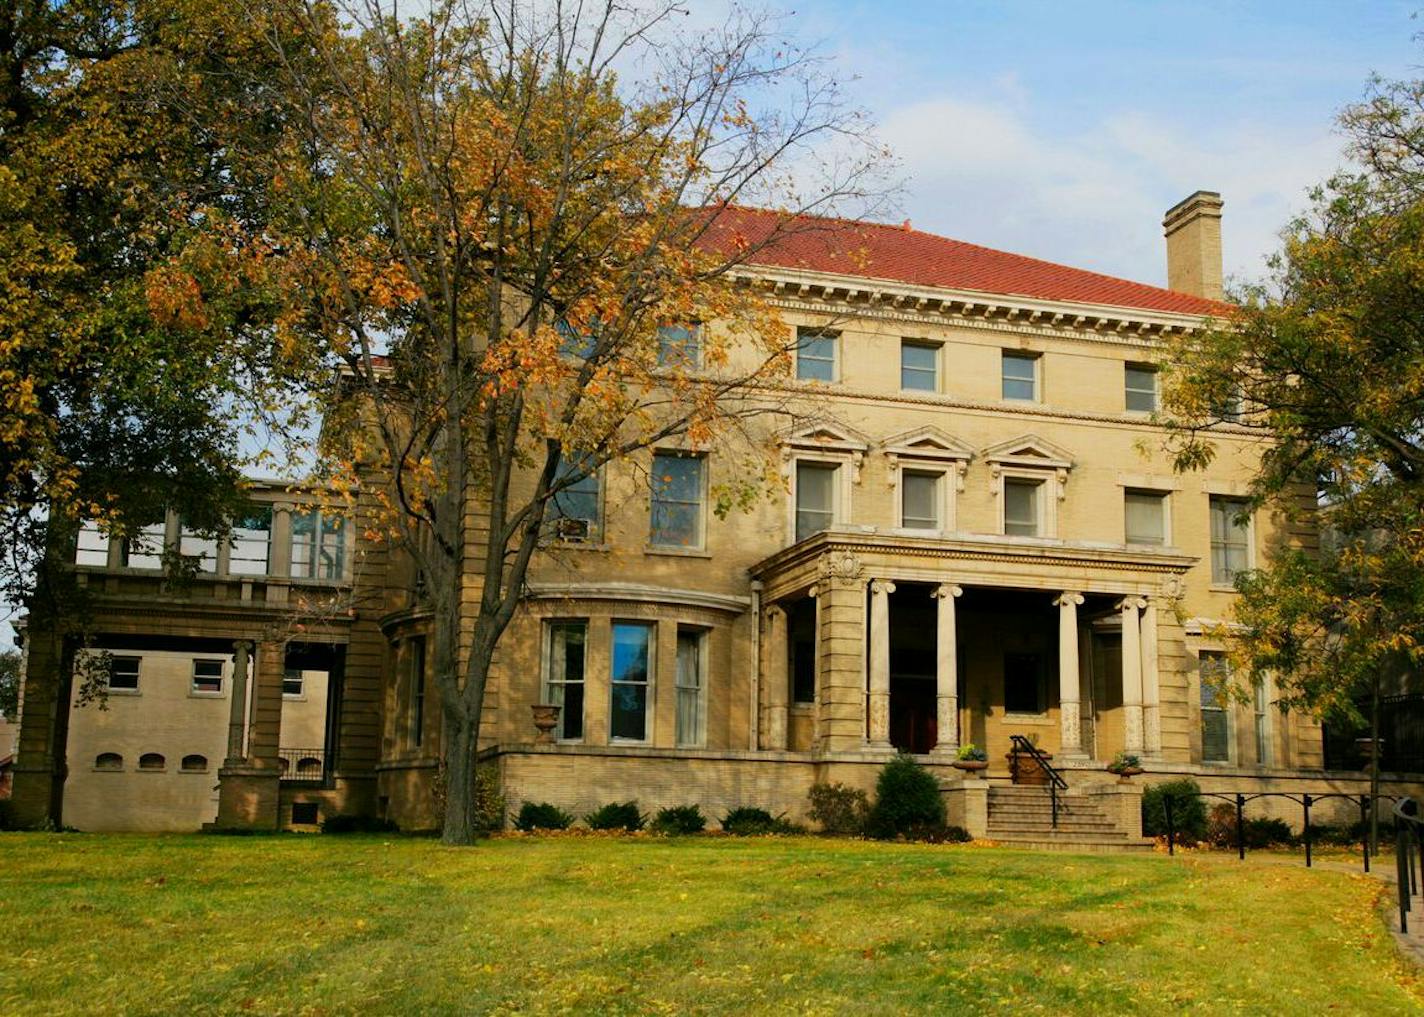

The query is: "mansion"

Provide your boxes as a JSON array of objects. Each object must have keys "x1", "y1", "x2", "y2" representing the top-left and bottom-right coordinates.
[{"x1": 11, "y1": 192, "x2": 1414, "y2": 840}]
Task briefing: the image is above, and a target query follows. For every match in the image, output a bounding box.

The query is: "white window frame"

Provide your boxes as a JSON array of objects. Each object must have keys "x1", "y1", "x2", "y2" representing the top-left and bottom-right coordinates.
[
  {"x1": 609, "y1": 620, "x2": 656, "y2": 744},
  {"x1": 282, "y1": 668, "x2": 306, "y2": 700},
  {"x1": 75, "y1": 521, "x2": 113, "y2": 567},
  {"x1": 984, "y1": 435, "x2": 1072, "y2": 540},
  {"x1": 779, "y1": 423, "x2": 868, "y2": 545},
  {"x1": 190, "y1": 658, "x2": 226, "y2": 697},
  {"x1": 1208, "y1": 494, "x2": 1254, "y2": 589},
  {"x1": 1253, "y1": 675, "x2": 1273, "y2": 767},
  {"x1": 795, "y1": 326, "x2": 839, "y2": 383},
  {"x1": 899, "y1": 339, "x2": 940, "y2": 393},
  {"x1": 898, "y1": 469, "x2": 945, "y2": 531},
  {"x1": 674, "y1": 627, "x2": 708, "y2": 748},
  {"x1": 648, "y1": 451, "x2": 707, "y2": 551},
  {"x1": 883, "y1": 428, "x2": 972, "y2": 535},
  {"x1": 1001, "y1": 350, "x2": 1041, "y2": 402},
  {"x1": 1124, "y1": 488, "x2": 1171, "y2": 547},
  {"x1": 656, "y1": 323, "x2": 702, "y2": 371},
  {"x1": 1000, "y1": 475, "x2": 1046, "y2": 538},
  {"x1": 290, "y1": 509, "x2": 351, "y2": 582},
  {"x1": 106, "y1": 655, "x2": 142, "y2": 695},
  {"x1": 541, "y1": 620, "x2": 587, "y2": 743},
  {"x1": 1124, "y1": 362, "x2": 1159, "y2": 414},
  {"x1": 1198, "y1": 649, "x2": 1234, "y2": 764},
  {"x1": 548, "y1": 457, "x2": 604, "y2": 545}
]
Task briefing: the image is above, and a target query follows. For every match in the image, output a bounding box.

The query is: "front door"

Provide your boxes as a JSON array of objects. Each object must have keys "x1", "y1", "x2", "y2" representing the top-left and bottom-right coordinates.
[{"x1": 890, "y1": 675, "x2": 937, "y2": 754}]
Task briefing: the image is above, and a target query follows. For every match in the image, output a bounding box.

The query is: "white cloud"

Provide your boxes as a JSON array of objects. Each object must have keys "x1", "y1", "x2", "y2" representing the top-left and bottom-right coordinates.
[{"x1": 877, "y1": 95, "x2": 1345, "y2": 289}]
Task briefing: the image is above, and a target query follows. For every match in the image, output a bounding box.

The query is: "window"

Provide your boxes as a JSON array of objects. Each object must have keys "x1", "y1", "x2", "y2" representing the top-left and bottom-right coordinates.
[
  {"x1": 409, "y1": 637, "x2": 426, "y2": 748},
  {"x1": 794, "y1": 462, "x2": 837, "y2": 541},
  {"x1": 1125, "y1": 363, "x2": 1158, "y2": 413},
  {"x1": 1002, "y1": 352, "x2": 1039, "y2": 401},
  {"x1": 291, "y1": 802, "x2": 320, "y2": 825},
  {"x1": 788, "y1": 598, "x2": 817, "y2": 705},
  {"x1": 610, "y1": 622, "x2": 653, "y2": 741},
  {"x1": 178, "y1": 521, "x2": 219, "y2": 572},
  {"x1": 138, "y1": 752, "x2": 166, "y2": 771},
  {"x1": 108, "y1": 656, "x2": 140, "y2": 692},
  {"x1": 1002, "y1": 479, "x2": 1041, "y2": 537},
  {"x1": 191, "y1": 659, "x2": 224, "y2": 695},
  {"x1": 75, "y1": 522, "x2": 111, "y2": 566},
  {"x1": 1209, "y1": 496, "x2": 1251, "y2": 585},
  {"x1": 795, "y1": 327, "x2": 837, "y2": 382},
  {"x1": 1124, "y1": 490, "x2": 1168, "y2": 546},
  {"x1": 1253, "y1": 679, "x2": 1271, "y2": 766},
  {"x1": 544, "y1": 622, "x2": 586, "y2": 741},
  {"x1": 180, "y1": 754, "x2": 208, "y2": 773},
  {"x1": 282, "y1": 669, "x2": 304, "y2": 698},
  {"x1": 291, "y1": 510, "x2": 347, "y2": 580},
  {"x1": 1213, "y1": 386, "x2": 1244, "y2": 423},
  {"x1": 122, "y1": 520, "x2": 167, "y2": 569},
  {"x1": 1003, "y1": 653, "x2": 1045, "y2": 714},
  {"x1": 549, "y1": 455, "x2": 601, "y2": 543},
  {"x1": 657, "y1": 324, "x2": 701, "y2": 370},
  {"x1": 649, "y1": 453, "x2": 705, "y2": 549},
  {"x1": 1200, "y1": 652, "x2": 1231, "y2": 762},
  {"x1": 900, "y1": 470, "x2": 941, "y2": 530},
  {"x1": 95, "y1": 752, "x2": 123, "y2": 771},
  {"x1": 556, "y1": 318, "x2": 596, "y2": 359},
  {"x1": 900, "y1": 340, "x2": 938, "y2": 392},
  {"x1": 229, "y1": 507, "x2": 272, "y2": 576},
  {"x1": 675, "y1": 628, "x2": 706, "y2": 747}
]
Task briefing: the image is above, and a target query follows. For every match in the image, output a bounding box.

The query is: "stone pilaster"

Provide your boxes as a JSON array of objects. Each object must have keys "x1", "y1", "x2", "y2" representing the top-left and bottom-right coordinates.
[
  {"x1": 761, "y1": 604, "x2": 789, "y2": 751},
  {"x1": 1140, "y1": 599, "x2": 1162, "y2": 759},
  {"x1": 814, "y1": 550, "x2": 867, "y2": 753}
]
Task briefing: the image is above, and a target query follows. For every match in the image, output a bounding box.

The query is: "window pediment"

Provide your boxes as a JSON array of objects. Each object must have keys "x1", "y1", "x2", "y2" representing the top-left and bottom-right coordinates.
[
  {"x1": 780, "y1": 419, "x2": 869, "y2": 483},
  {"x1": 882, "y1": 427, "x2": 973, "y2": 494},
  {"x1": 981, "y1": 434, "x2": 1074, "y2": 471}
]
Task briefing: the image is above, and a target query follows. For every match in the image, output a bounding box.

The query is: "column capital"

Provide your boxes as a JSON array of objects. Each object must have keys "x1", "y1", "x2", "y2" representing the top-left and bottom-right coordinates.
[
  {"x1": 869, "y1": 579, "x2": 897, "y2": 596},
  {"x1": 763, "y1": 602, "x2": 787, "y2": 622},
  {"x1": 1116, "y1": 595, "x2": 1148, "y2": 612},
  {"x1": 1054, "y1": 592, "x2": 1084, "y2": 608},
  {"x1": 932, "y1": 583, "x2": 963, "y2": 599}
]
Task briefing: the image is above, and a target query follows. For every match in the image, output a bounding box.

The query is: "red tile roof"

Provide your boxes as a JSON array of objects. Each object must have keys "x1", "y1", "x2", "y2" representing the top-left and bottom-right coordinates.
[{"x1": 697, "y1": 206, "x2": 1227, "y2": 317}]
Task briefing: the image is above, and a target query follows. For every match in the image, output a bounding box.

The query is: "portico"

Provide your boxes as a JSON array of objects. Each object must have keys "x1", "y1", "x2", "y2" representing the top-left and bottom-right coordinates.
[{"x1": 750, "y1": 531, "x2": 1192, "y2": 771}]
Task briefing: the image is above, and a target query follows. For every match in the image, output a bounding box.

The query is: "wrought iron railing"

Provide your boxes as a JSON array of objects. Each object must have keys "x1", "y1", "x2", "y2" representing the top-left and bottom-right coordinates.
[
  {"x1": 1008, "y1": 734, "x2": 1068, "y2": 829},
  {"x1": 278, "y1": 747, "x2": 326, "y2": 782},
  {"x1": 1393, "y1": 798, "x2": 1423, "y2": 933}
]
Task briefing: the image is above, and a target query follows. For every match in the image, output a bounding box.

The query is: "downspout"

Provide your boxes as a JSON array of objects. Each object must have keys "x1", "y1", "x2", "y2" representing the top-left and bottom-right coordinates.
[{"x1": 749, "y1": 581, "x2": 762, "y2": 751}]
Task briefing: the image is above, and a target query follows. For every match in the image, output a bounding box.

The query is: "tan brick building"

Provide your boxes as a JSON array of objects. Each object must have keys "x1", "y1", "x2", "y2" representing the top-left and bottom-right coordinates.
[{"x1": 13, "y1": 193, "x2": 1417, "y2": 837}]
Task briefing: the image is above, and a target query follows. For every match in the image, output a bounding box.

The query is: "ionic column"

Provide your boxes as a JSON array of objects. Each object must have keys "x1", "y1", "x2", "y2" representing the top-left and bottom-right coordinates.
[
  {"x1": 1119, "y1": 597, "x2": 1146, "y2": 754},
  {"x1": 1055, "y1": 592, "x2": 1086, "y2": 757},
  {"x1": 763, "y1": 604, "x2": 789, "y2": 751},
  {"x1": 867, "y1": 579, "x2": 896, "y2": 747},
  {"x1": 931, "y1": 584, "x2": 963, "y2": 755},
  {"x1": 1141, "y1": 599, "x2": 1161, "y2": 758},
  {"x1": 226, "y1": 640, "x2": 253, "y2": 764}
]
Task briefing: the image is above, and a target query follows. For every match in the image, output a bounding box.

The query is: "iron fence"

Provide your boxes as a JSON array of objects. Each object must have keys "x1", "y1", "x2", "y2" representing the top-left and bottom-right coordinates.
[{"x1": 278, "y1": 747, "x2": 326, "y2": 782}]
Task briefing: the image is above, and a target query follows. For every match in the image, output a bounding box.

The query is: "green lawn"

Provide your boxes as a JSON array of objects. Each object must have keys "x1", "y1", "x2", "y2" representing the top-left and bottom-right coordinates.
[{"x1": 1, "y1": 833, "x2": 1418, "y2": 1016}]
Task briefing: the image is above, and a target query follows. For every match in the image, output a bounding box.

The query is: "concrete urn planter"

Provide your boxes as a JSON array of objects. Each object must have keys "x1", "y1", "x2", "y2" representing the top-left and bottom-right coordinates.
[
  {"x1": 530, "y1": 704, "x2": 561, "y2": 744},
  {"x1": 951, "y1": 759, "x2": 989, "y2": 778}
]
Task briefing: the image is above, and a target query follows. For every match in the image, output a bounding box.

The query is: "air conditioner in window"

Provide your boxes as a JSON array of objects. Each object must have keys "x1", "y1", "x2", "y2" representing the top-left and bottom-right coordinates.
[{"x1": 555, "y1": 517, "x2": 593, "y2": 542}]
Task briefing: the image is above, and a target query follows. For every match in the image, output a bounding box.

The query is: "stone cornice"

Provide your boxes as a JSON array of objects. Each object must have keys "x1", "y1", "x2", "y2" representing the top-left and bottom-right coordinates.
[
  {"x1": 734, "y1": 264, "x2": 1223, "y2": 346},
  {"x1": 749, "y1": 530, "x2": 1198, "y2": 584},
  {"x1": 524, "y1": 582, "x2": 751, "y2": 614}
]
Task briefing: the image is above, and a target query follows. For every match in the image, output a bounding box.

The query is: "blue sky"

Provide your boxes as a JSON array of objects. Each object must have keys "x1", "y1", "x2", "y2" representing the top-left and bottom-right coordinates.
[{"x1": 781, "y1": 0, "x2": 1422, "y2": 288}]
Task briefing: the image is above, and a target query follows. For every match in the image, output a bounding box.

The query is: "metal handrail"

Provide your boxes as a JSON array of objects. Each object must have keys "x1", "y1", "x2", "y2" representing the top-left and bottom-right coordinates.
[
  {"x1": 1009, "y1": 734, "x2": 1067, "y2": 829},
  {"x1": 1392, "y1": 797, "x2": 1423, "y2": 933}
]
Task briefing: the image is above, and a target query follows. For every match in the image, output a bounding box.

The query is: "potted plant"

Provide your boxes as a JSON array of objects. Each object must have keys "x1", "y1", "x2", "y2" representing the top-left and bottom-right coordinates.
[
  {"x1": 1106, "y1": 750, "x2": 1143, "y2": 777},
  {"x1": 530, "y1": 703, "x2": 561, "y2": 744},
  {"x1": 952, "y1": 744, "x2": 989, "y2": 776}
]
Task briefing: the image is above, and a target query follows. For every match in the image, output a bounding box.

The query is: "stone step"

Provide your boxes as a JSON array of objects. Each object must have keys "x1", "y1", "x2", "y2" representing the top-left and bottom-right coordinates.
[
  {"x1": 984, "y1": 834, "x2": 1156, "y2": 854},
  {"x1": 987, "y1": 806, "x2": 1115, "y2": 822},
  {"x1": 989, "y1": 825, "x2": 1126, "y2": 837},
  {"x1": 988, "y1": 819, "x2": 1124, "y2": 832}
]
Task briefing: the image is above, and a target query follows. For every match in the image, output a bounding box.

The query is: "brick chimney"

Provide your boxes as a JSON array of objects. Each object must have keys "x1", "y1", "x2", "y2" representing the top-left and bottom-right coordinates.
[{"x1": 1162, "y1": 191, "x2": 1224, "y2": 300}]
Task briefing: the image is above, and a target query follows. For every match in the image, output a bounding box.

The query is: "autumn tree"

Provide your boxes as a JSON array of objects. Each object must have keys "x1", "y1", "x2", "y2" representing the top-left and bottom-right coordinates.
[
  {"x1": 1160, "y1": 69, "x2": 1424, "y2": 846},
  {"x1": 0, "y1": 2, "x2": 313, "y2": 644},
  {"x1": 244, "y1": 0, "x2": 887, "y2": 843}
]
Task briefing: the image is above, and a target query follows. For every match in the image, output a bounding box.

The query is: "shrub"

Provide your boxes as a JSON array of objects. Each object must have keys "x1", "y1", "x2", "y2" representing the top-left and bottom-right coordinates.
[
  {"x1": 584, "y1": 801, "x2": 646, "y2": 832},
  {"x1": 722, "y1": 806, "x2": 800, "y2": 835},
  {"x1": 865, "y1": 753, "x2": 946, "y2": 841},
  {"x1": 1205, "y1": 802, "x2": 1237, "y2": 847},
  {"x1": 1244, "y1": 817, "x2": 1296, "y2": 848},
  {"x1": 1142, "y1": 778, "x2": 1207, "y2": 843},
  {"x1": 807, "y1": 782, "x2": 869, "y2": 836},
  {"x1": 650, "y1": 805, "x2": 707, "y2": 835},
  {"x1": 321, "y1": 814, "x2": 399, "y2": 834},
  {"x1": 473, "y1": 765, "x2": 506, "y2": 832},
  {"x1": 0, "y1": 799, "x2": 14, "y2": 831},
  {"x1": 515, "y1": 801, "x2": 574, "y2": 832}
]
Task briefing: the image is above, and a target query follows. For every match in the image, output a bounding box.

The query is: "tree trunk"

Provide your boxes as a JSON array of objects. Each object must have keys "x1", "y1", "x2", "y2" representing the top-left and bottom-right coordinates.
[{"x1": 441, "y1": 705, "x2": 478, "y2": 845}]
